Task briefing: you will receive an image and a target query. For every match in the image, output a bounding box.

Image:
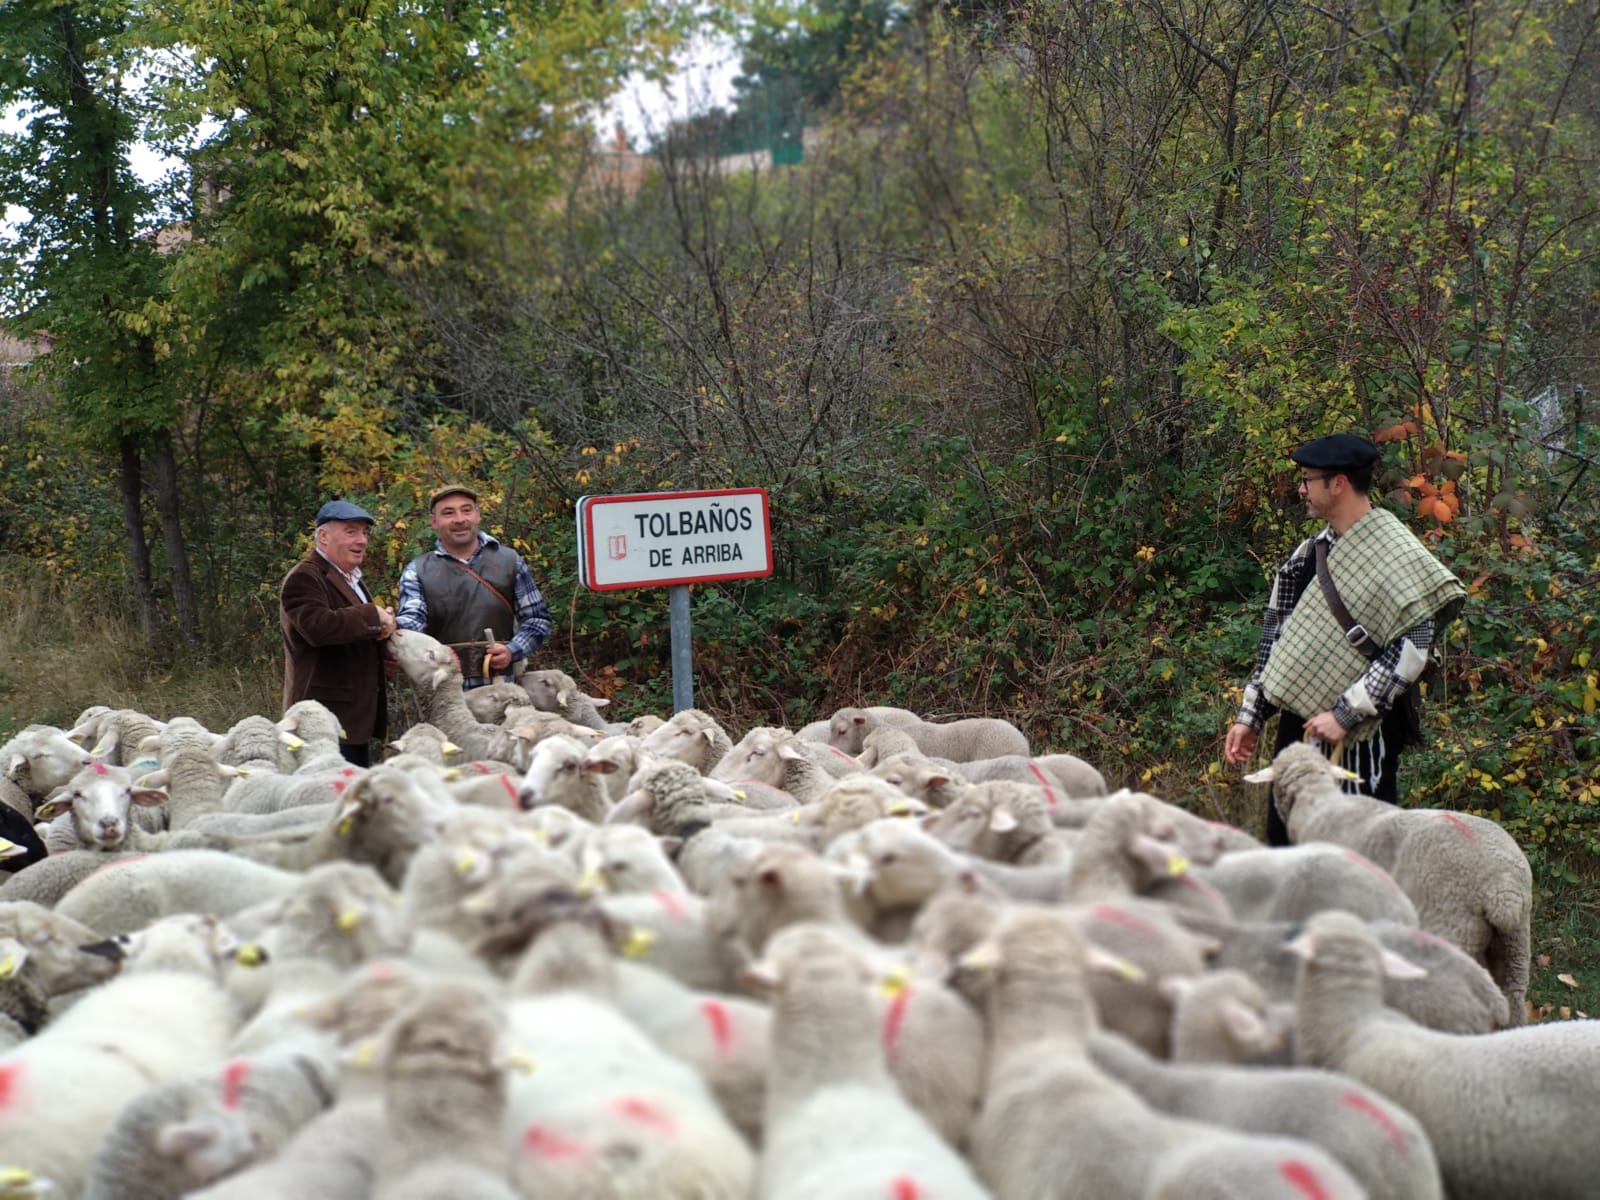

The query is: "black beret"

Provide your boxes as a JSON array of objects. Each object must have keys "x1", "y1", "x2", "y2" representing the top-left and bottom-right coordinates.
[{"x1": 1290, "y1": 434, "x2": 1381, "y2": 472}]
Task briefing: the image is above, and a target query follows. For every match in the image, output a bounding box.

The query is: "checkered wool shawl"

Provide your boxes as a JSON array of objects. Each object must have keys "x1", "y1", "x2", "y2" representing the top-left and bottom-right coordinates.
[{"x1": 1260, "y1": 507, "x2": 1466, "y2": 741}]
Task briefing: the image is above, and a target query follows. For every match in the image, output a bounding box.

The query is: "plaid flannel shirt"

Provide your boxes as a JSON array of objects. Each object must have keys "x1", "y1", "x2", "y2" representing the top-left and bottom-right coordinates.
[
  {"x1": 1236, "y1": 527, "x2": 1434, "y2": 734},
  {"x1": 396, "y1": 533, "x2": 553, "y2": 679}
]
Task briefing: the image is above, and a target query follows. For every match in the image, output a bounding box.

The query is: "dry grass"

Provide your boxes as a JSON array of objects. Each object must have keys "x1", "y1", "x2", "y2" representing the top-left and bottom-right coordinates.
[{"x1": 0, "y1": 558, "x2": 283, "y2": 738}]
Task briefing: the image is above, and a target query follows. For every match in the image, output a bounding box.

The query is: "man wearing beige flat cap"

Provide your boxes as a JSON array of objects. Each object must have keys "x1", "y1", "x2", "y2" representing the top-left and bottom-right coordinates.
[{"x1": 395, "y1": 485, "x2": 553, "y2": 689}]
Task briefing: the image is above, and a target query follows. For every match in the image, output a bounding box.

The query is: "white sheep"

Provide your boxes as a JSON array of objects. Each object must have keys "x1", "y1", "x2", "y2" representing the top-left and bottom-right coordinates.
[
  {"x1": 0, "y1": 936, "x2": 50, "y2": 1051},
  {"x1": 54, "y1": 849, "x2": 302, "y2": 936},
  {"x1": 1088, "y1": 1030, "x2": 1443, "y2": 1200},
  {"x1": 710, "y1": 727, "x2": 849, "y2": 805},
  {"x1": 1146, "y1": 843, "x2": 1419, "y2": 926},
  {"x1": 31, "y1": 761, "x2": 168, "y2": 852},
  {"x1": 384, "y1": 722, "x2": 462, "y2": 765},
  {"x1": 1254, "y1": 741, "x2": 1533, "y2": 1022},
  {"x1": 1, "y1": 725, "x2": 93, "y2": 802},
  {"x1": 517, "y1": 734, "x2": 617, "y2": 822},
  {"x1": 636, "y1": 708, "x2": 734, "y2": 773},
  {"x1": 520, "y1": 669, "x2": 617, "y2": 732},
  {"x1": 493, "y1": 904, "x2": 756, "y2": 1199},
  {"x1": 389, "y1": 630, "x2": 545, "y2": 767},
  {"x1": 182, "y1": 1098, "x2": 386, "y2": 1200},
  {"x1": 0, "y1": 914, "x2": 243, "y2": 1198},
  {"x1": 920, "y1": 780, "x2": 1070, "y2": 866},
  {"x1": 1292, "y1": 908, "x2": 1600, "y2": 1199},
  {"x1": 576, "y1": 824, "x2": 685, "y2": 896},
  {"x1": 829, "y1": 705, "x2": 1030, "y2": 761},
  {"x1": 0, "y1": 901, "x2": 121, "y2": 997},
  {"x1": 81, "y1": 1042, "x2": 340, "y2": 1199},
  {"x1": 963, "y1": 904, "x2": 1365, "y2": 1200},
  {"x1": 1183, "y1": 912, "x2": 1511, "y2": 1033},
  {"x1": 370, "y1": 983, "x2": 513, "y2": 1195},
  {"x1": 747, "y1": 922, "x2": 989, "y2": 1199},
  {"x1": 1163, "y1": 969, "x2": 1294, "y2": 1065}
]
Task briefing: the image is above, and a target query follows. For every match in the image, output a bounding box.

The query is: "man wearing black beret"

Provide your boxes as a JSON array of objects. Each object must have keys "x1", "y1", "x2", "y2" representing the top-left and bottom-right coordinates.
[
  {"x1": 1224, "y1": 434, "x2": 1467, "y2": 844},
  {"x1": 279, "y1": 500, "x2": 399, "y2": 766}
]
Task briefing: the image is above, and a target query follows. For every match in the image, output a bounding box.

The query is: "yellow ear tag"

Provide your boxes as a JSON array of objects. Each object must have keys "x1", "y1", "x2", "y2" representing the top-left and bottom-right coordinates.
[
  {"x1": 1166, "y1": 852, "x2": 1190, "y2": 877},
  {"x1": 576, "y1": 868, "x2": 603, "y2": 896},
  {"x1": 285, "y1": 736, "x2": 305, "y2": 752},
  {"x1": 352, "y1": 1039, "x2": 379, "y2": 1069},
  {"x1": 337, "y1": 908, "x2": 363, "y2": 933},
  {"x1": 507, "y1": 1049, "x2": 537, "y2": 1075},
  {"x1": 235, "y1": 945, "x2": 266, "y2": 968},
  {"x1": 790, "y1": 810, "x2": 801, "y2": 825},
  {"x1": 877, "y1": 963, "x2": 912, "y2": 998},
  {"x1": 887, "y1": 801, "x2": 910, "y2": 816},
  {"x1": 530, "y1": 828, "x2": 551, "y2": 845},
  {"x1": 1117, "y1": 959, "x2": 1148, "y2": 983},
  {"x1": 454, "y1": 850, "x2": 479, "y2": 877},
  {"x1": 0, "y1": 1167, "x2": 35, "y2": 1187},
  {"x1": 462, "y1": 891, "x2": 492, "y2": 915},
  {"x1": 731, "y1": 788, "x2": 747, "y2": 803},
  {"x1": 622, "y1": 927, "x2": 657, "y2": 958},
  {"x1": 337, "y1": 817, "x2": 354, "y2": 836},
  {"x1": 0, "y1": 954, "x2": 16, "y2": 979}
]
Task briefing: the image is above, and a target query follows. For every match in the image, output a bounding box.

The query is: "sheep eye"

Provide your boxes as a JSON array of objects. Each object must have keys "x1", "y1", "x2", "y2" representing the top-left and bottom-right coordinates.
[
  {"x1": 609, "y1": 862, "x2": 629, "y2": 873},
  {"x1": 878, "y1": 852, "x2": 899, "y2": 866},
  {"x1": 885, "y1": 775, "x2": 903, "y2": 786}
]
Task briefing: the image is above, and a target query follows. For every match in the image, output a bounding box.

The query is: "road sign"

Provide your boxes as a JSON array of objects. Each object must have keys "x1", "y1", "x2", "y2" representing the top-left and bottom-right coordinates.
[{"x1": 576, "y1": 488, "x2": 773, "y2": 592}]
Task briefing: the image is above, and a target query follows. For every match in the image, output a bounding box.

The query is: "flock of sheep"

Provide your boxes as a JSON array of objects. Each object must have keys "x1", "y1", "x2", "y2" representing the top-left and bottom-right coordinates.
[{"x1": 0, "y1": 626, "x2": 1588, "y2": 1199}]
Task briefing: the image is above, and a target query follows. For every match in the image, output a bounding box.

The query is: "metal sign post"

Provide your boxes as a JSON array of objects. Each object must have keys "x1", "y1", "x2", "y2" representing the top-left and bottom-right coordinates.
[{"x1": 576, "y1": 488, "x2": 774, "y2": 712}]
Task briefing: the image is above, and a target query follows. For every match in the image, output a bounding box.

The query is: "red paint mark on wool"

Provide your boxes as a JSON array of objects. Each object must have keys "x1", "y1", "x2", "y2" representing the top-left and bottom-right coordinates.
[
  {"x1": 613, "y1": 1095, "x2": 677, "y2": 1135},
  {"x1": 1088, "y1": 903, "x2": 1160, "y2": 939},
  {"x1": 700, "y1": 1000, "x2": 734, "y2": 1057},
  {"x1": 332, "y1": 780, "x2": 347, "y2": 794},
  {"x1": 498, "y1": 774, "x2": 517, "y2": 803},
  {"x1": 472, "y1": 762, "x2": 491, "y2": 776},
  {"x1": 828, "y1": 746, "x2": 857, "y2": 763},
  {"x1": 521, "y1": 1125, "x2": 590, "y2": 1160},
  {"x1": 79, "y1": 854, "x2": 147, "y2": 882},
  {"x1": 1280, "y1": 1159, "x2": 1333, "y2": 1200},
  {"x1": 341, "y1": 767, "x2": 357, "y2": 778},
  {"x1": 1026, "y1": 763, "x2": 1059, "y2": 810},
  {"x1": 882, "y1": 986, "x2": 912, "y2": 1062},
  {"x1": 0, "y1": 1061, "x2": 23, "y2": 1110},
  {"x1": 1439, "y1": 812, "x2": 1478, "y2": 843},
  {"x1": 652, "y1": 890, "x2": 686, "y2": 921},
  {"x1": 91, "y1": 762, "x2": 109, "y2": 776},
  {"x1": 220, "y1": 1060, "x2": 250, "y2": 1110},
  {"x1": 1341, "y1": 1090, "x2": 1409, "y2": 1153},
  {"x1": 1342, "y1": 850, "x2": 1406, "y2": 895},
  {"x1": 365, "y1": 961, "x2": 398, "y2": 982},
  {"x1": 1179, "y1": 873, "x2": 1227, "y2": 907},
  {"x1": 890, "y1": 1176, "x2": 921, "y2": 1200},
  {"x1": 1408, "y1": 928, "x2": 1450, "y2": 949}
]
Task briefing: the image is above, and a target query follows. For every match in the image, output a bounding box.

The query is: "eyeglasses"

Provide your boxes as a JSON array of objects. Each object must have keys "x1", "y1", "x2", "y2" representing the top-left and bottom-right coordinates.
[{"x1": 1298, "y1": 473, "x2": 1337, "y2": 488}]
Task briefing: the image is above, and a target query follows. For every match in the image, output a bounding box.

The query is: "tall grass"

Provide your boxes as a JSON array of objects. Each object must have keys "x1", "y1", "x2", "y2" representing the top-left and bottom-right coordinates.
[{"x1": 0, "y1": 557, "x2": 283, "y2": 738}]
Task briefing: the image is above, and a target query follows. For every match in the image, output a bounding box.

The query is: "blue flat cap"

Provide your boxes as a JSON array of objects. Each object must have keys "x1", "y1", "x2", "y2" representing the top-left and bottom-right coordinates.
[
  {"x1": 315, "y1": 500, "x2": 376, "y2": 526},
  {"x1": 1291, "y1": 434, "x2": 1381, "y2": 472}
]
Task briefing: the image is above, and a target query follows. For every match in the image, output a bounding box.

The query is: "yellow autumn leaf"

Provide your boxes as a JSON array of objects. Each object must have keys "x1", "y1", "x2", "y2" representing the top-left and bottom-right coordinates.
[{"x1": 1558, "y1": 973, "x2": 1580, "y2": 988}]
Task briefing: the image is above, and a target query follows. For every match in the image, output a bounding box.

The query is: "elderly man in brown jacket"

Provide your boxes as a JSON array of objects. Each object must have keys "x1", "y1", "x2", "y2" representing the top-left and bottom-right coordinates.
[{"x1": 279, "y1": 500, "x2": 398, "y2": 766}]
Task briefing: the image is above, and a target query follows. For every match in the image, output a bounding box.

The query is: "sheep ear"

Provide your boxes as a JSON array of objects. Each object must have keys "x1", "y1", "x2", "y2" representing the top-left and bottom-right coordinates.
[
  {"x1": 1284, "y1": 929, "x2": 1315, "y2": 961},
  {"x1": 131, "y1": 787, "x2": 168, "y2": 807},
  {"x1": 156, "y1": 1118, "x2": 222, "y2": 1159},
  {"x1": 1084, "y1": 944, "x2": 1146, "y2": 983},
  {"x1": 584, "y1": 759, "x2": 621, "y2": 776},
  {"x1": 33, "y1": 796, "x2": 72, "y2": 821},
  {"x1": 1242, "y1": 766, "x2": 1276, "y2": 784},
  {"x1": 955, "y1": 868, "x2": 983, "y2": 895},
  {"x1": 0, "y1": 937, "x2": 30, "y2": 977},
  {"x1": 919, "y1": 812, "x2": 941, "y2": 831},
  {"x1": 1379, "y1": 947, "x2": 1429, "y2": 981},
  {"x1": 1130, "y1": 834, "x2": 1189, "y2": 878},
  {"x1": 1220, "y1": 999, "x2": 1268, "y2": 1046},
  {"x1": 590, "y1": 696, "x2": 610, "y2": 709},
  {"x1": 988, "y1": 808, "x2": 1019, "y2": 833},
  {"x1": 656, "y1": 836, "x2": 682, "y2": 856},
  {"x1": 135, "y1": 768, "x2": 171, "y2": 789},
  {"x1": 1157, "y1": 975, "x2": 1196, "y2": 1005},
  {"x1": 4, "y1": 752, "x2": 23, "y2": 776},
  {"x1": 957, "y1": 938, "x2": 1002, "y2": 974},
  {"x1": 740, "y1": 961, "x2": 781, "y2": 993}
]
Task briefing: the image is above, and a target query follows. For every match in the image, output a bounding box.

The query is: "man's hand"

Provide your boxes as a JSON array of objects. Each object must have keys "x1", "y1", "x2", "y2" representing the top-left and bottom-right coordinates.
[
  {"x1": 376, "y1": 606, "x2": 398, "y2": 640},
  {"x1": 487, "y1": 642, "x2": 514, "y2": 672},
  {"x1": 1303, "y1": 710, "x2": 1346, "y2": 744},
  {"x1": 1224, "y1": 722, "x2": 1258, "y2": 765}
]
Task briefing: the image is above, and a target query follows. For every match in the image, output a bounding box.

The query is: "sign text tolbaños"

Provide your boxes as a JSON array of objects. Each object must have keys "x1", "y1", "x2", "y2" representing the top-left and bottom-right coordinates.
[{"x1": 577, "y1": 488, "x2": 774, "y2": 591}]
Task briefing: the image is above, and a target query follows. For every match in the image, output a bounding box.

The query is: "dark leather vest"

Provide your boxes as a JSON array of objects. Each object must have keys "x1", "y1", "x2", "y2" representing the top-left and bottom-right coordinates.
[{"x1": 412, "y1": 545, "x2": 519, "y2": 647}]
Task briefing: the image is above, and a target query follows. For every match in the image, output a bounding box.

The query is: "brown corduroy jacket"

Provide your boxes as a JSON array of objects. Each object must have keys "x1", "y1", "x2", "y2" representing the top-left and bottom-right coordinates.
[{"x1": 279, "y1": 552, "x2": 390, "y2": 745}]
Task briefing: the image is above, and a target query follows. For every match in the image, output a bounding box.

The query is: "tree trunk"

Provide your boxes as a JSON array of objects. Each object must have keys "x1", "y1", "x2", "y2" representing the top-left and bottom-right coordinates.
[
  {"x1": 150, "y1": 434, "x2": 200, "y2": 650},
  {"x1": 117, "y1": 435, "x2": 163, "y2": 646}
]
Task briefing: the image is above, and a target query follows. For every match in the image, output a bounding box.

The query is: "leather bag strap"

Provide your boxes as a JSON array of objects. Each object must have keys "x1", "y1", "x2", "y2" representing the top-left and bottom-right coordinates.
[
  {"x1": 1314, "y1": 539, "x2": 1381, "y2": 661},
  {"x1": 443, "y1": 559, "x2": 514, "y2": 617}
]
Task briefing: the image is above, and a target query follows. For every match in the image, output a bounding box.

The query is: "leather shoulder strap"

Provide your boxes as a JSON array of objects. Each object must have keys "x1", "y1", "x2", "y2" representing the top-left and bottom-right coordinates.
[
  {"x1": 442, "y1": 557, "x2": 514, "y2": 616},
  {"x1": 1314, "y1": 539, "x2": 1381, "y2": 661}
]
